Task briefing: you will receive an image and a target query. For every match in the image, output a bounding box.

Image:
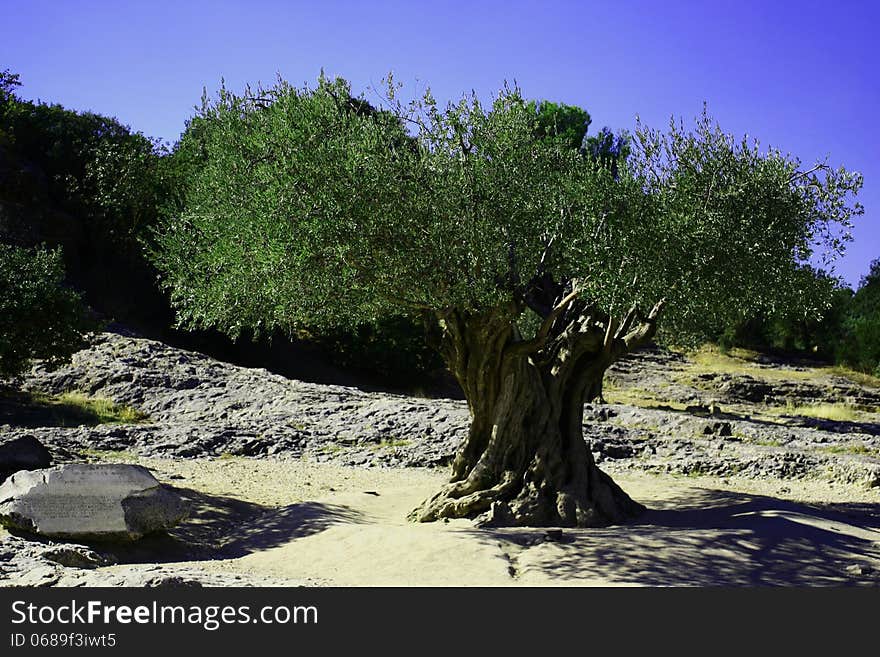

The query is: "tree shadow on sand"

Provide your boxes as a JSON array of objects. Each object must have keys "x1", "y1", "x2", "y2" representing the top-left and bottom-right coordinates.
[
  {"x1": 98, "y1": 487, "x2": 363, "y2": 565},
  {"x1": 781, "y1": 414, "x2": 880, "y2": 436},
  {"x1": 626, "y1": 401, "x2": 880, "y2": 437},
  {"x1": 465, "y1": 488, "x2": 880, "y2": 586}
]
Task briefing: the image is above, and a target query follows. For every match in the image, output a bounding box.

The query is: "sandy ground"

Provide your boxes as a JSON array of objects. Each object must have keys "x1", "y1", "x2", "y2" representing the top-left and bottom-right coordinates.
[{"x1": 51, "y1": 454, "x2": 879, "y2": 587}]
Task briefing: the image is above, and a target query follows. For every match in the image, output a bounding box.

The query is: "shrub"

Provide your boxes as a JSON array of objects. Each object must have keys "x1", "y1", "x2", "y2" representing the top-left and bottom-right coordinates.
[{"x1": 0, "y1": 244, "x2": 97, "y2": 378}]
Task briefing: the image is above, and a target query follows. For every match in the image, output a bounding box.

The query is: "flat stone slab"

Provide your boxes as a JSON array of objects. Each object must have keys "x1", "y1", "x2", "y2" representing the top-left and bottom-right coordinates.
[{"x1": 0, "y1": 464, "x2": 190, "y2": 541}]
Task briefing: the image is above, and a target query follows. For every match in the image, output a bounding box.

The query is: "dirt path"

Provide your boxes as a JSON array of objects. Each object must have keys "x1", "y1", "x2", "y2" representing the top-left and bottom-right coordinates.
[{"x1": 62, "y1": 456, "x2": 879, "y2": 587}]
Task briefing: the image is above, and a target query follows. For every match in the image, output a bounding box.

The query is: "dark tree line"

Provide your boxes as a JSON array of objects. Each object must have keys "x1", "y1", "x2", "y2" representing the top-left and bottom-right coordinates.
[
  {"x1": 0, "y1": 68, "x2": 176, "y2": 328},
  {"x1": 718, "y1": 262, "x2": 880, "y2": 377}
]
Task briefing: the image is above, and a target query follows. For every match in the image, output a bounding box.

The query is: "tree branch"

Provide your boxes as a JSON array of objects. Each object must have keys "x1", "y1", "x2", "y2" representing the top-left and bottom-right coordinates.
[
  {"x1": 457, "y1": 130, "x2": 473, "y2": 156},
  {"x1": 614, "y1": 304, "x2": 638, "y2": 339},
  {"x1": 540, "y1": 286, "x2": 580, "y2": 339},
  {"x1": 507, "y1": 239, "x2": 520, "y2": 289},
  {"x1": 789, "y1": 162, "x2": 829, "y2": 183},
  {"x1": 621, "y1": 298, "x2": 666, "y2": 351},
  {"x1": 536, "y1": 235, "x2": 555, "y2": 278},
  {"x1": 505, "y1": 285, "x2": 581, "y2": 358},
  {"x1": 378, "y1": 293, "x2": 434, "y2": 311},
  {"x1": 603, "y1": 316, "x2": 619, "y2": 354}
]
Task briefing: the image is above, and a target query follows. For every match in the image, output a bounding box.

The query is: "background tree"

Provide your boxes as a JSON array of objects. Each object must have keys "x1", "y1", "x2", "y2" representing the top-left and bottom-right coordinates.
[
  {"x1": 529, "y1": 99, "x2": 629, "y2": 177},
  {"x1": 528, "y1": 99, "x2": 591, "y2": 150},
  {"x1": 0, "y1": 71, "x2": 172, "y2": 326},
  {"x1": 584, "y1": 126, "x2": 630, "y2": 179},
  {"x1": 837, "y1": 259, "x2": 880, "y2": 374},
  {"x1": 713, "y1": 266, "x2": 851, "y2": 358},
  {"x1": 153, "y1": 76, "x2": 863, "y2": 527},
  {"x1": 0, "y1": 244, "x2": 96, "y2": 379}
]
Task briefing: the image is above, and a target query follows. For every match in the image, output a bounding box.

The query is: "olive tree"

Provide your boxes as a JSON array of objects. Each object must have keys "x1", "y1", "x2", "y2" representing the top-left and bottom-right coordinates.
[{"x1": 153, "y1": 77, "x2": 862, "y2": 527}]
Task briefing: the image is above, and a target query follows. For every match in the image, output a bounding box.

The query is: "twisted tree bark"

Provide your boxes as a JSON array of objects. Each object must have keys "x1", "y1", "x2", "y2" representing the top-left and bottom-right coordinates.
[{"x1": 409, "y1": 294, "x2": 664, "y2": 528}]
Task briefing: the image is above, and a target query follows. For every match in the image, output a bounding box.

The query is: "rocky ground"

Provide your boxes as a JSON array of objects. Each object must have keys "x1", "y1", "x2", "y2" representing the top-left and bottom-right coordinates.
[
  {"x1": 8, "y1": 331, "x2": 466, "y2": 469},
  {"x1": 2, "y1": 330, "x2": 880, "y2": 586},
  {"x1": 6, "y1": 331, "x2": 880, "y2": 486}
]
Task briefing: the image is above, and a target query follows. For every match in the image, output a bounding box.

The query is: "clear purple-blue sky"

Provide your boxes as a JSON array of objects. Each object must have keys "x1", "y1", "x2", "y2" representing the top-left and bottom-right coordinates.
[{"x1": 3, "y1": 0, "x2": 878, "y2": 287}]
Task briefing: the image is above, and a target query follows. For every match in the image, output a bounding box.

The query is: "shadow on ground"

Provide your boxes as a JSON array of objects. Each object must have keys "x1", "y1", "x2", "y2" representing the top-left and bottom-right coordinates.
[
  {"x1": 610, "y1": 400, "x2": 880, "y2": 438},
  {"x1": 781, "y1": 414, "x2": 880, "y2": 436},
  {"x1": 98, "y1": 487, "x2": 364, "y2": 565},
  {"x1": 0, "y1": 390, "x2": 104, "y2": 428},
  {"x1": 466, "y1": 488, "x2": 880, "y2": 586}
]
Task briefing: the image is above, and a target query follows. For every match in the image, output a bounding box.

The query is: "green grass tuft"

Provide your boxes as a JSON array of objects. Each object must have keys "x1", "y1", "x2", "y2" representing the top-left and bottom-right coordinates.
[
  {"x1": 820, "y1": 443, "x2": 879, "y2": 457},
  {"x1": 782, "y1": 402, "x2": 864, "y2": 423},
  {"x1": 19, "y1": 390, "x2": 150, "y2": 426},
  {"x1": 54, "y1": 392, "x2": 149, "y2": 424}
]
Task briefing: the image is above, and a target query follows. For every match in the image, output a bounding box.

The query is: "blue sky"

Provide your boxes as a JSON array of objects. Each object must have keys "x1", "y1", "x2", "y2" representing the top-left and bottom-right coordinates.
[{"x1": 3, "y1": 0, "x2": 878, "y2": 287}]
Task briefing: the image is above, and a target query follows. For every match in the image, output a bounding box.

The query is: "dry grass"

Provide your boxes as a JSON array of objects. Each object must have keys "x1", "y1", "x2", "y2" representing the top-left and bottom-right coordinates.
[
  {"x1": 820, "y1": 443, "x2": 880, "y2": 458},
  {"x1": 602, "y1": 380, "x2": 686, "y2": 410},
  {"x1": 42, "y1": 391, "x2": 149, "y2": 425},
  {"x1": 675, "y1": 345, "x2": 880, "y2": 395},
  {"x1": 779, "y1": 402, "x2": 864, "y2": 423},
  {"x1": 681, "y1": 345, "x2": 818, "y2": 381},
  {"x1": 78, "y1": 448, "x2": 141, "y2": 462},
  {"x1": 825, "y1": 366, "x2": 880, "y2": 389}
]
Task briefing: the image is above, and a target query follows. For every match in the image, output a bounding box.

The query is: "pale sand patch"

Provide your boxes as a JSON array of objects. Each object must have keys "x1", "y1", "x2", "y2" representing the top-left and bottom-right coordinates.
[{"x1": 72, "y1": 456, "x2": 880, "y2": 586}]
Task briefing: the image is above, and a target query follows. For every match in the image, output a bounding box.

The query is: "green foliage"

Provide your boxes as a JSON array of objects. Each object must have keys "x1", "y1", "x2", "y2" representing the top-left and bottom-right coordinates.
[
  {"x1": 715, "y1": 267, "x2": 851, "y2": 358},
  {"x1": 316, "y1": 316, "x2": 443, "y2": 385},
  {"x1": 0, "y1": 69, "x2": 21, "y2": 105},
  {"x1": 527, "y1": 99, "x2": 591, "y2": 150},
  {"x1": 152, "y1": 75, "x2": 862, "y2": 356},
  {"x1": 836, "y1": 260, "x2": 880, "y2": 374},
  {"x1": 726, "y1": 258, "x2": 880, "y2": 378},
  {"x1": 0, "y1": 92, "x2": 163, "y2": 241},
  {"x1": 774, "y1": 282, "x2": 852, "y2": 357},
  {"x1": 0, "y1": 244, "x2": 96, "y2": 378},
  {"x1": 527, "y1": 100, "x2": 629, "y2": 176},
  {"x1": 631, "y1": 111, "x2": 862, "y2": 346},
  {"x1": 0, "y1": 70, "x2": 175, "y2": 324},
  {"x1": 584, "y1": 126, "x2": 630, "y2": 178},
  {"x1": 158, "y1": 117, "x2": 209, "y2": 219}
]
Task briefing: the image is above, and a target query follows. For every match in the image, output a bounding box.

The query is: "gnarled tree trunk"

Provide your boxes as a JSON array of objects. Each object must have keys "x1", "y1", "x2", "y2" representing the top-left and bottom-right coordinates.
[{"x1": 409, "y1": 295, "x2": 664, "y2": 528}]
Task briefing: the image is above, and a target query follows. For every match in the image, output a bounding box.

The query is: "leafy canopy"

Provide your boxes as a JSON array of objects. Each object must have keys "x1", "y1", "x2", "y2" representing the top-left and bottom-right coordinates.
[
  {"x1": 0, "y1": 85, "x2": 169, "y2": 245},
  {"x1": 153, "y1": 76, "x2": 863, "y2": 345},
  {"x1": 836, "y1": 260, "x2": 880, "y2": 374},
  {"x1": 0, "y1": 244, "x2": 96, "y2": 378},
  {"x1": 0, "y1": 69, "x2": 183, "y2": 324}
]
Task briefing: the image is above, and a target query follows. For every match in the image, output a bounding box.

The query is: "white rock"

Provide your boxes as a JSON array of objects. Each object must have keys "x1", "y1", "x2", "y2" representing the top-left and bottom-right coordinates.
[{"x1": 0, "y1": 464, "x2": 189, "y2": 541}]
